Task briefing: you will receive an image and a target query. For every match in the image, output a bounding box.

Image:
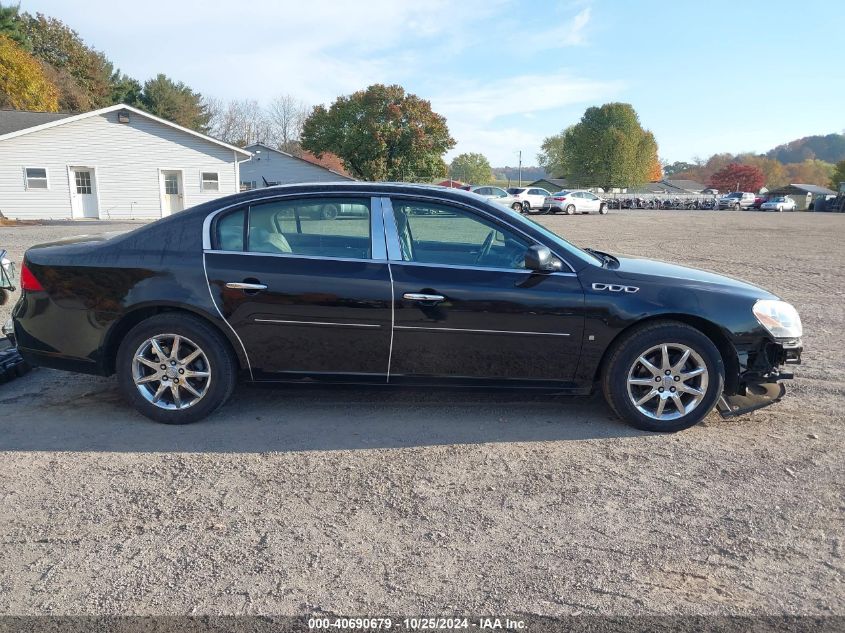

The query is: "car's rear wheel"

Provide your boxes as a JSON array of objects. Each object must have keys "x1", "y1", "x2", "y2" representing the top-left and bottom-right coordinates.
[
  {"x1": 565, "y1": 204, "x2": 576, "y2": 215},
  {"x1": 601, "y1": 321, "x2": 724, "y2": 432},
  {"x1": 117, "y1": 313, "x2": 237, "y2": 424}
]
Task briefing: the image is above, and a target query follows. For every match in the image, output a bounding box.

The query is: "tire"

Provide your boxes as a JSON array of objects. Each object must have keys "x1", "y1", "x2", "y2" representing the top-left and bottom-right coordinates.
[
  {"x1": 522, "y1": 201, "x2": 531, "y2": 213},
  {"x1": 321, "y1": 204, "x2": 340, "y2": 220},
  {"x1": 598, "y1": 203, "x2": 608, "y2": 215},
  {"x1": 601, "y1": 320, "x2": 725, "y2": 432},
  {"x1": 511, "y1": 202, "x2": 523, "y2": 213},
  {"x1": 117, "y1": 313, "x2": 238, "y2": 424},
  {"x1": 565, "y1": 204, "x2": 576, "y2": 215},
  {"x1": 734, "y1": 203, "x2": 740, "y2": 211}
]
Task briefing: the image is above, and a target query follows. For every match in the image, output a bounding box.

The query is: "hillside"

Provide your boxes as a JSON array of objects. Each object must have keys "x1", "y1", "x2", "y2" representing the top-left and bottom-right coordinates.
[{"x1": 766, "y1": 133, "x2": 845, "y2": 164}]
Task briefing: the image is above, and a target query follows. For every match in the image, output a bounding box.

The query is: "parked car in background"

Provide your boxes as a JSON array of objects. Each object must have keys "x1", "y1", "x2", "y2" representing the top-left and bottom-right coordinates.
[
  {"x1": 718, "y1": 192, "x2": 756, "y2": 210},
  {"x1": 760, "y1": 196, "x2": 796, "y2": 212},
  {"x1": 752, "y1": 195, "x2": 769, "y2": 209},
  {"x1": 11, "y1": 182, "x2": 803, "y2": 432},
  {"x1": 507, "y1": 187, "x2": 552, "y2": 213},
  {"x1": 469, "y1": 186, "x2": 521, "y2": 211},
  {"x1": 543, "y1": 190, "x2": 608, "y2": 215}
]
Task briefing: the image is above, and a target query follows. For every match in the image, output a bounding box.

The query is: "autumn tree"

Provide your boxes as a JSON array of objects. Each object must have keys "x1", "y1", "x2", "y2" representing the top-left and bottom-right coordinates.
[
  {"x1": 0, "y1": 34, "x2": 59, "y2": 111},
  {"x1": 648, "y1": 158, "x2": 662, "y2": 181},
  {"x1": 20, "y1": 12, "x2": 115, "y2": 110},
  {"x1": 538, "y1": 103, "x2": 659, "y2": 189},
  {"x1": 831, "y1": 160, "x2": 845, "y2": 190},
  {"x1": 449, "y1": 152, "x2": 492, "y2": 184},
  {"x1": 662, "y1": 161, "x2": 697, "y2": 177},
  {"x1": 708, "y1": 163, "x2": 765, "y2": 193},
  {"x1": 784, "y1": 159, "x2": 835, "y2": 187},
  {"x1": 140, "y1": 74, "x2": 211, "y2": 132},
  {"x1": 206, "y1": 98, "x2": 268, "y2": 146},
  {"x1": 737, "y1": 154, "x2": 788, "y2": 189},
  {"x1": 301, "y1": 84, "x2": 455, "y2": 181}
]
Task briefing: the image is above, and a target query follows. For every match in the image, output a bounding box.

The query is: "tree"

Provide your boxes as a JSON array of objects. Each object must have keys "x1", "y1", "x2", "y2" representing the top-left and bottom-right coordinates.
[
  {"x1": 537, "y1": 126, "x2": 571, "y2": 177},
  {"x1": 708, "y1": 163, "x2": 765, "y2": 193},
  {"x1": 539, "y1": 103, "x2": 659, "y2": 189},
  {"x1": 784, "y1": 159, "x2": 835, "y2": 187},
  {"x1": 662, "y1": 161, "x2": 697, "y2": 177},
  {"x1": 449, "y1": 152, "x2": 492, "y2": 184},
  {"x1": 140, "y1": 74, "x2": 210, "y2": 132},
  {"x1": 301, "y1": 84, "x2": 455, "y2": 181},
  {"x1": 648, "y1": 157, "x2": 662, "y2": 181},
  {"x1": 831, "y1": 160, "x2": 845, "y2": 190},
  {"x1": 266, "y1": 94, "x2": 310, "y2": 154},
  {"x1": 0, "y1": 2, "x2": 27, "y2": 48},
  {"x1": 20, "y1": 12, "x2": 114, "y2": 110},
  {"x1": 0, "y1": 34, "x2": 59, "y2": 111},
  {"x1": 206, "y1": 98, "x2": 268, "y2": 146},
  {"x1": 110, "y1": 72, "x2": 142, "y2": 107}
]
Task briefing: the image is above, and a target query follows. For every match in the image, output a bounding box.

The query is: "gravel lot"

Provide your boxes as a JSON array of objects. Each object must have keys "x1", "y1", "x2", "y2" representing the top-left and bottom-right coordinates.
[{"x1": 0, "y1": 210, "x2": 843, "y2": 617}]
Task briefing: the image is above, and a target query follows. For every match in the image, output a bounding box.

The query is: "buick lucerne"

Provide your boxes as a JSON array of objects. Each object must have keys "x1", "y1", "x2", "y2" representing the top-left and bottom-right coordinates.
[{"x1": 11, "y1": 183, "x2": 803, "y2": 432}]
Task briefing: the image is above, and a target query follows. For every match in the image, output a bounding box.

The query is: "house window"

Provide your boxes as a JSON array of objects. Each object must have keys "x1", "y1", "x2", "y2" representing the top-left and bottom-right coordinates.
[
  {"x1": 24, "y1": 167, "x2": 48, "y2": 190},
  {"x1": 201, "y1": 172, "x2": 219, "y2": 192}
]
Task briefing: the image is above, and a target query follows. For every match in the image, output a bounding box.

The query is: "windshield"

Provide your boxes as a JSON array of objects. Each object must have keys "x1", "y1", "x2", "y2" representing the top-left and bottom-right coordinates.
[
  {"x1": 726, "y1": 192, "x2": 742, "y2": 198},
  {"x1": 501, "y1": 206, "x2": 601, "y2": 266},
  {"x1": 552, "y1": 190, "x2": 571, "y2": 196},
  {"x1": 507, "y1": 188, "x2": 526, "y2": 194}
]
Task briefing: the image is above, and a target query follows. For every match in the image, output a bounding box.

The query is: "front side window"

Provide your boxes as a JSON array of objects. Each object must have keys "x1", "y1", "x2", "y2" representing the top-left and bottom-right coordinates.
[
  {"x1": 219, "y1": 197, "x2": 373, "y2": 259},
  {"x1": 391, "y1": 201, "x2": 531, "y2": 270},
  {"x1": 25, "y1": 167, "x2": 48, "y2": 190},
  {"x1": 201, "y1": 172, "x2": 220, "y2": 192}
]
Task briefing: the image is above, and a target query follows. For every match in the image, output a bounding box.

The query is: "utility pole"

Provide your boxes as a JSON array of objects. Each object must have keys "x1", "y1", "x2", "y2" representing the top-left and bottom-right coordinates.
[{"x1": 518, "y1": 150, "x2": 523, "y2": 187}]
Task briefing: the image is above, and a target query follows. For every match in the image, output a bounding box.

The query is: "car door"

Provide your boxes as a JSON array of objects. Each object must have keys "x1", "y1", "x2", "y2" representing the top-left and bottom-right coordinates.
[
  {"x1": 383, "y1": 196, "x2": 585, "y2": 386},
  {"x1": 585, "y1": 192, "x2": 601, "y2": 212},
  {"x1": 529, "y1": 189, "x2": 549, "y2": 208},
  {"x1": 203, "y1": 195, "x2": 393, "y2": 381}
]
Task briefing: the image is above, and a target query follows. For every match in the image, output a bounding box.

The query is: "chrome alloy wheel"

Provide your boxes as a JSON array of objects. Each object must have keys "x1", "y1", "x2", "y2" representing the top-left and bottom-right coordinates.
[
  {"x1": 132, "y1": 334, "x2": 211, "y2": 410},
  {"x1": 626, "y1": 343, "x2": 709, "y2": 421}
]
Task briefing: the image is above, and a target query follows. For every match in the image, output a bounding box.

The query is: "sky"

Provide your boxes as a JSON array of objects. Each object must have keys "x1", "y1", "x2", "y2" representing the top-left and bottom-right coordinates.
[{"x1": 19, "y1": 0, "x2": 845, "y2": 167}]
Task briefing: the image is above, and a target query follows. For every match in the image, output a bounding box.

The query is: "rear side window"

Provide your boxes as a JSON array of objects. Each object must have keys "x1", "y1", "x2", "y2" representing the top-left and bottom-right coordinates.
[
  {"x1": 216, "y1": 209, "x2": 245, "y2": 251},
  {"x1": 247, "y1": 197, "x2": 371, "y2": 259}
]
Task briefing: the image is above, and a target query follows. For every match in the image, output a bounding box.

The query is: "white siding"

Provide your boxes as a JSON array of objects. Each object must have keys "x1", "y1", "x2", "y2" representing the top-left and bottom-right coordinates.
[
  {"x1": 0, "y1": 111, "x2": 244, "y2": 220},
  {"x1": 239, "y1": 145, "x2": 352, "y2": 188}
]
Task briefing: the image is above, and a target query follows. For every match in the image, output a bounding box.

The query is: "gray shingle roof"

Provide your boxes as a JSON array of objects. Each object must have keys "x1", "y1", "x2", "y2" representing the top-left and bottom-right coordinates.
[
  {"x1": 0, "y1": 110, "x2": 73, "y2": 135},
  {"x1": 661, "y1": 179, "x2": 708, "y2": 192}
]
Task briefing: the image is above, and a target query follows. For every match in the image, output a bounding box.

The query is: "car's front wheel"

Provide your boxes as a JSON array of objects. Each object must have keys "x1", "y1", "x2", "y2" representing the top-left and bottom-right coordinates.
[
  {"x1": 598, "y1": 203, "x2": 608, "y2": 214},
  {"x1": 511, "y1": 202, "x2": 523, "y2": 213},
  {"x1": 117, "y1": 313, "x2": 237, "y2": 424},
  {"x1": 565, "y1": 204, "x2": 576, "y2": 215},
  {"x1": 522, "y1": 201, "x2": 531, "y2": 213},
  {"x1": 602, "y1": 321, "x2": 724, "y2": 432}
]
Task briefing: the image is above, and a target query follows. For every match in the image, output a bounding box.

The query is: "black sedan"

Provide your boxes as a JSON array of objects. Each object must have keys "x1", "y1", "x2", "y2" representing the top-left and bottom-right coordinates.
[{"x1": 11, "y1": 183, "x2": 803, "y2": 432}]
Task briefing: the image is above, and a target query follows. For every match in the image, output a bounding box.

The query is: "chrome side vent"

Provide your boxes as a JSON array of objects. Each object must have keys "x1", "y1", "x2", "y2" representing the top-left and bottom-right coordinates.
[{"x1": 592, "y1": 283, "x2": 639, "y2": 293}]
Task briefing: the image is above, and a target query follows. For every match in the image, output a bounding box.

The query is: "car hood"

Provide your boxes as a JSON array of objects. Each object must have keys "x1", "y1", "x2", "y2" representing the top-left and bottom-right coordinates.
[{"x1": 612, "y1": 255, "x2": 777, "y2": 299}]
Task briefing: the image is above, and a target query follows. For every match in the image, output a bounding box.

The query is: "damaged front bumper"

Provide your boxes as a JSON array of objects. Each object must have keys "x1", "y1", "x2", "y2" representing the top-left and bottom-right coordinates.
[{"x1": 717, "y1": 337, "x2": 802, "y2": 419}]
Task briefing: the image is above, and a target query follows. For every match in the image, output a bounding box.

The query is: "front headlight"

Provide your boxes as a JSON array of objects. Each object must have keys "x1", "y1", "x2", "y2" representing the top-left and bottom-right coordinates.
[{"x1": 753, "y1": 300, "x2": 802, "y2": 338}]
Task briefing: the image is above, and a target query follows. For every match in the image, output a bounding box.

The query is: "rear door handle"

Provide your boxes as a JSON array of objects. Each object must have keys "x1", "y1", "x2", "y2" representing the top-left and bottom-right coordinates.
[
  {"x1": 403, "y1": 293, "x2": 445, "y2": 303},
  {"x1": 226, "y1": 282, "x2": 268, "y2": 291}
]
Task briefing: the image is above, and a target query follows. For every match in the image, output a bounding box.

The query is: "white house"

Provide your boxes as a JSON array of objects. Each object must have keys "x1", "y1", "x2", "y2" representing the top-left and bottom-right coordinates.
[
  {"x1": 0, "y1": 104, "x2": 252, "y2": 220},
  {"x1": 239, "y1": 142, "x2": 353, "y2": 190}
]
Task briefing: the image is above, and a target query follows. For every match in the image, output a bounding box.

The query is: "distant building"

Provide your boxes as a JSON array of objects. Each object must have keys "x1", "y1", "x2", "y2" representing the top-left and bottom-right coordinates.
[
  {"x1": 0, "y1": 104, "x2": 250, "y2": 220},
  {"x1": 765, "y1": 183, "x2": 836, "y2": 211},
  {"x1": 436, "y1": 179, "x2": 467, "y2": 189},
  {"x1": 527, "y1": 178, "x2": 569, "y2": 192},
  {"x1": 239, "y1": 143, "x2": 354, "y2": 190}
]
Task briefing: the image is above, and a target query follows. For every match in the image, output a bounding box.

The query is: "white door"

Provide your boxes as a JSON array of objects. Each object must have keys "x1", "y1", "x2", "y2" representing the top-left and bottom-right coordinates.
[
  {"x1": 70, "y1": 168, "x2": 99, "y2": 219},
  {"x1": 586, "y1": 192, "x2": 601, "y2": 212},
  {"x1": 161, "y1": 170, "x2": 184, "y2": 215}
]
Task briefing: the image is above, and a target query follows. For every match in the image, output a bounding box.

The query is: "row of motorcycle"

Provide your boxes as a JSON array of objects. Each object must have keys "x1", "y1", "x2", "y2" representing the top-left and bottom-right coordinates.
[{"x1": 606, "y1": 197, "x2": 719, "y2": 210}]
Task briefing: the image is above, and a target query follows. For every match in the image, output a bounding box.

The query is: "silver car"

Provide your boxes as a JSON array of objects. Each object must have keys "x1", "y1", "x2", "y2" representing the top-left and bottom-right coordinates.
[
  {"x1": 469, "y1": 186, "x2": 522, "y2": 212},
  {"x1": 543, "y1": 190, "x2": 608, "y2": 215}
]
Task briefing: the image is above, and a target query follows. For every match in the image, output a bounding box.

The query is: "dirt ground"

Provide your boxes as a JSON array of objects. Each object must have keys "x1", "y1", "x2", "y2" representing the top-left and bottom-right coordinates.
[{"x1": 0, "y1": 210, "x2": 843, "y2": 617}]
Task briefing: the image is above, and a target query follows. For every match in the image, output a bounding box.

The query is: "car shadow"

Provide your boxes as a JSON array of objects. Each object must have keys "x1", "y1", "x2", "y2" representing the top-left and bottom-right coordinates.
[{"x1": 0, "y1": 369, "x2": 647, "y2": 452}]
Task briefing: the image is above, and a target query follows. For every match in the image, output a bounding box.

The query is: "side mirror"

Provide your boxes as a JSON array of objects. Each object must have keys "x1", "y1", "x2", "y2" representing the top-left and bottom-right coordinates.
[{"x1": 524, "y1": 245, "x2": 560, "y2": 272}]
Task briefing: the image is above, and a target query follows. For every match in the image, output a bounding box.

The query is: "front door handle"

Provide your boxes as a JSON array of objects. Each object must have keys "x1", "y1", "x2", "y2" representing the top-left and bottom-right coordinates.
[
  {"x1": 226, "y1": 282, "x2": 268, "y2": 291},
  {"x1": 403, "y1": 293, "x2": 445, "y2": 303}
]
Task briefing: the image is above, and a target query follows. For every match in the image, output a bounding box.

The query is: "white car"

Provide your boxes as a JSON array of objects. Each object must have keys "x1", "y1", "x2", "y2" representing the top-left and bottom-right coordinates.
[
  {"x1": 507, "y1": 187, "x2": 551, "y2": 213},
  {"x1": 543, "y1": 190, "x2": 608, "y2": 215},
  {"x1": 468, "y1": 186, "x2": 521, "y2": 212},
  {"x1": 760, "y1": 196, "x2": 796, "y2": 212}
]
